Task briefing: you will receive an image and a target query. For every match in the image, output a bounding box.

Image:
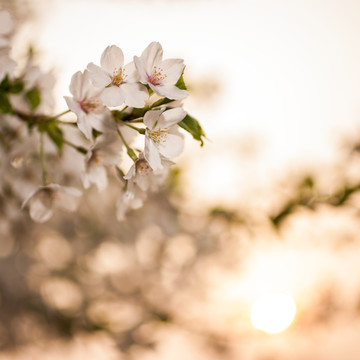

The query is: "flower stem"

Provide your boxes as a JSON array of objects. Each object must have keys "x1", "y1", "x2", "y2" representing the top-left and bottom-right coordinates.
[
  {"x1": 120, "y1": 121, "x2": 145, "y2": 134},
  {"x1": 63, "y1": 139, "x2": 88, "y2": 154},
  {"x1": 117, "y1": 128, "x2": 137, "y2": 162},
  {"x1": 56, "y1": 120, "x2": 77, "y2": 126},
  {"x1": 51, "y1": 109, "x2": 71, "y2": 119},
  {"x1": 40, "y1": 132, "x2": 51, "y2": 185}
]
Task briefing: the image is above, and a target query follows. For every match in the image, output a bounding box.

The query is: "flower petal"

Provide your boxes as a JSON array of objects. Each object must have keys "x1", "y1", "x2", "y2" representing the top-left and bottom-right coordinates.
[
  {"x1": 133, "y1": 56, "x2": 147, "y2": 83},
  {"x1": 82, "y1": 162, "x2": 108, "y2": 191},
  {"x1": 160, "y1": 58, "x2": 185, "y2": 85},
  {"x1": 141, "y1": 42, "x2": 163, "y2": 74},
  {"x1": 87, "y1": 62, "x2": 111, "y2": 88},
  {"x1": 29, "y1": 191, "x2": 54, "y2": 223},
  {"x1": 143, "y1": 109, "x2": 165, "y2": 129},
  {"x1": 123, "y1": 61, "x2": 139, "y2": 82},
  {"x1": 77, "y1": 113, "x2": 94, "y2": 140},
  {"x1": 149, "y1": 84, "x2": 188, "y2": 100},
  {"x1": 69, "y1": 71, "x2": 84, "y2": 100},
  {"x1": 124, "y1": 163, "x2": 136, "y2": 180},
  {"x1": 64, "y1": 96, "x2": 82, "y2": 115},
  {"x1": 144, "y1": 135, "x2": 163, "y2": 171},
  {"x1": 122, "y1": 83, "x2": 148, "y2": 108},
  {"x1": 156, "y1": 107, "x2": 187, "y2": 128},
  {"x1": 157, "y1": 131, "x2": 184, "y2": 158},
  {"x1": 101, "y1": 86, "x2": 125, "y2": 107},
  {"x1": 100, "y1": 45, "x2": 124, "y2": 74}
]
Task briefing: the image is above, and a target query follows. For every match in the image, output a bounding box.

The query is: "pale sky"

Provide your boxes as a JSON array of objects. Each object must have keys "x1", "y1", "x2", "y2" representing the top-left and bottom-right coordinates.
[{"x1": 12, "y1": 0, "x2": 360, "y2": 207}]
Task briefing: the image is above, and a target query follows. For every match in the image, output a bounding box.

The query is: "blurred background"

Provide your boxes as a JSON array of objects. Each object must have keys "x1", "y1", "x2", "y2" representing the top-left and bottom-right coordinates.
[{"x1": 2, "y1": 0, "x2": 360, "y2": 358}]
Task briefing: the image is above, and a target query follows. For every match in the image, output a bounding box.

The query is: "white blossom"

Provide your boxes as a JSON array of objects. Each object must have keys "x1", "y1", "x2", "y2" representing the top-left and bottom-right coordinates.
[
  {"x1": 134, "y1": 42, "x2": 188, "y2": 100},
  {"x1": 64, "y1": 70, "x2": 110, "y2": 140},
  {"x1": 143, "y1": 107, "x2": 186, "y2": 171},
  {"x1": 22, "y1": 184, "x2": 82, "y2": 223},
  {"x1": 82, "y1": 132, "x2": 123, "y2": 191},
  {"x1": 124, "y1": 153, "x2": 173, "y2": 192},
  {"x1": 87, "y1": 45, "x2": 148, "y2": 108}
]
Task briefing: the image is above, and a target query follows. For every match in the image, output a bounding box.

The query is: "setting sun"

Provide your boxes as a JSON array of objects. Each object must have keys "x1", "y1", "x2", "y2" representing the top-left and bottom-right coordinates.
[{"x1": 251, "y1": 293, "x2": 296, "y2": 334}]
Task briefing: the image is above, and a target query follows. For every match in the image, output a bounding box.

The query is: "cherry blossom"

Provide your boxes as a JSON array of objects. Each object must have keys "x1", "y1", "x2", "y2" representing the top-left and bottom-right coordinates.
[
  {"x1": 87, "y1": 45, "x2": 148, "y2": 108},
  {"x1": 82, "y1": 132, "x2": 123, "y2": 191},
  {"x1": 134, "y1": 42, "x2": 188, "y2": 100},
  {"x1": 143, "y1": 107, "x2": 186, "y2": 171},
  {"x1": 124, "y1": 153, "x2": 173, "y2": 192},
  {"x1": 21, "y1": 184, "x2": 82, "y2": 223},
  {"x1": 64, "y1": 70, "x2": 110, "y2": 140}
]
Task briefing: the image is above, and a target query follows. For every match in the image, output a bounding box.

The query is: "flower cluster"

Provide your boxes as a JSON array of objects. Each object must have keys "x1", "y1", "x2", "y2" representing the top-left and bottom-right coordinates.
[{"x1": 0, "y1": 10, "x2": 205, "y2": 223}]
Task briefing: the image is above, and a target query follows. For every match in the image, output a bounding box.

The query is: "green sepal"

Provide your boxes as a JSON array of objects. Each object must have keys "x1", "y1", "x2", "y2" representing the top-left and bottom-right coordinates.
[
  {"x1": 25, "y1": 88, "x2": 41, "y2": 112},
  {"x1": 175, "y1": 73, "x2": 187, "y2": 91},
  {"x1": 178, "y1": 114, "x2": 205, "y2": 146},
  {"x1": 0, "y1": 92, "x2": 13, "y2": 114}
]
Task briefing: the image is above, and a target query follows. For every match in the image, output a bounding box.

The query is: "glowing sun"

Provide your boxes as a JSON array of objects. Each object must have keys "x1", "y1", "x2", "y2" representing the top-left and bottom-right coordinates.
[{"x1": 251, "y1": 292, "x2": 296, "y2": 334}]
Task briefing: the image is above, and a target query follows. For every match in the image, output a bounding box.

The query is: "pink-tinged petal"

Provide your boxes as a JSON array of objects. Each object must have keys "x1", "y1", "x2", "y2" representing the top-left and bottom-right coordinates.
[
  {"x1": 100, "y1": 45, "x2": 124, "y2": 74},
  {"x1": 101, "y1": 86, "x2": 125, "y2": 107},
  {"x1": 133, "y1": 56, "x2": 147, "y2": 83},
  {"x1": 87, "y1": 62, "x2": 111, "y2": 88},
  {"x1": 64, "y1": 96, "x2": 82, "y2": 115},
  {"x1": 0, "y1": 11, "x2": 13, "y2": 35},
  {"x1": 158, "y1": 131, "x2": 184, "y2": 158},
  {"x1": 77, "y1": 113, "x2": 94, "y2": 140},
  {"x1": 156, "y1": 107, "x2": 187, "y2": 129},
  {"x1": 151, "y1": 84, "x2": 188, "y2": 100},
  {"x1": 123, "y1": 61, "x2": 139, "y2": 82},
  {"x1": 144, "y1": 136, "x2": 163, "y2": 171},
  {"x1": 160, "y1": 58, "x2": 185, "y2": 85},
  {"x1": 69, "y1": 71, "x2": 84, "y2": 100},
  {"x1": 143, "y1": 109, "x2": 165, "y2": 129},
  {"x1": 122, "y1": 83, "x2": 148, "y2": 108},
  {"x1": 141, "y1": 42, "x2": 163, "y2": 74}
]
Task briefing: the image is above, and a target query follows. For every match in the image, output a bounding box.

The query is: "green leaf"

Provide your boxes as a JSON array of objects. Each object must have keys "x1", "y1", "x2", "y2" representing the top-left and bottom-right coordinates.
[
  {"x1": 0, "y1": 92, "x2": 13, "y2": 114},
  {"x1": 178, "y1": 114, "x2": 205, "y2": 146},
  {"x1": 175, "y1": 74, "x2": 187, "y2": 90},
  {"x1": 25, "y1": 88, "x2": 41, "y2": 112},
  {"x1": 45, "y1": 120, "x2": 64, "y2": 153}
]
